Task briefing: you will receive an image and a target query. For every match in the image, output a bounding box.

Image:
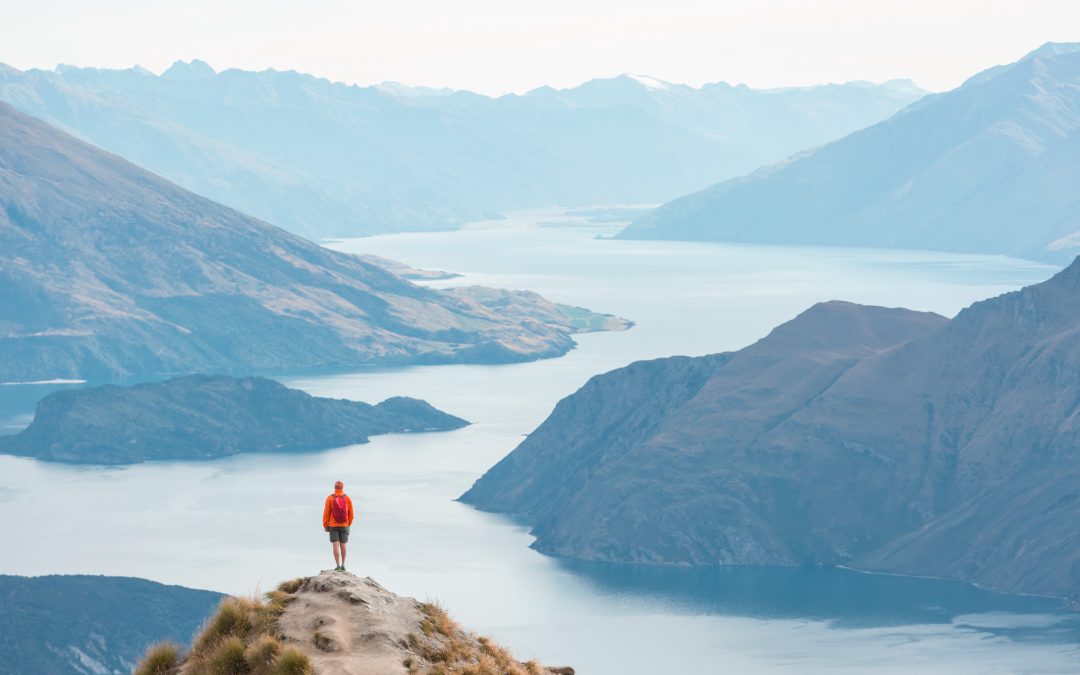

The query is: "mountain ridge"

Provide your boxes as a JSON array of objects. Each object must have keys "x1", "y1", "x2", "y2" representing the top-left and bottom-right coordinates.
[
  {"x1": 462, "y1": 258, "x2": 1080, "y2": 601},
  {"x1": 620, "y1": 43, "x2": 1080, "y2": 263},
  {"x1": 0, "y1": 102, "x2": 622, "y2": 382},
  {"x1": 0, "y1": 62, "x2": 923, "y2": 238},
  {"x1": 0, "y1": 574, "x2": 223, "y2": 675}
]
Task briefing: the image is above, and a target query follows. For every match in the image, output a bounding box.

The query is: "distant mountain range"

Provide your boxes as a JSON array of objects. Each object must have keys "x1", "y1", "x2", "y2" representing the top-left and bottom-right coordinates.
[
  {"x1": 463, "y1": 256, "x2": 1080, "y2": 602},
  {"x1": 0, "y1": 62, "x2": 923, "y2": 238},
  {"x1": 0, "y1": 102, "x2": 625, "y2": 382},
  {"x1": 0, "y1": 375, "x2": 467, "y2": 464},
  {"x1": 0, "y1": 575, "x2": 222, "y2": 675},
  {"x1": 621, "y1": 43, "x2": 1080, "y2": 263}
]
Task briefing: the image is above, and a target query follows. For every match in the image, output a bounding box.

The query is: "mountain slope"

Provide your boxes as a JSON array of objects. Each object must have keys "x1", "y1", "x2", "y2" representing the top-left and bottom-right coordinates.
[
  {"x1": 0, "y1": 575, "x2": 223, "y2": 675},
  {"x1": 462, "y1": 258, "x2": 1080, "y2": 600},
  {"x1": 0, "y1": 102, "x2": 618, "y2": 382},
  {"x1": 621, "y1": 43, "x2": 1080, "y2": 263},
  {"x1": 0, "y1": 375, "x2": 467, "y2": 464},
  {"x1": 0, "y1": 63, "x2": 923, "y2": 237}
]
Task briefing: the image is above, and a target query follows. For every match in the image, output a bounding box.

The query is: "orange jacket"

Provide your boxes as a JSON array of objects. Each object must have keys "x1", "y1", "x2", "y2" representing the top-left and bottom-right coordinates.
[{"x1": 323, "y1": 491, "x2": 354, "y2": 528}]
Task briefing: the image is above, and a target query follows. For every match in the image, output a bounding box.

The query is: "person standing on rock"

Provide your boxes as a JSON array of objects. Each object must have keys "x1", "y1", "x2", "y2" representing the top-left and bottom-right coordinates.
[{"x1": 323, "y1": 480, "x2": 355, "y2": 572}]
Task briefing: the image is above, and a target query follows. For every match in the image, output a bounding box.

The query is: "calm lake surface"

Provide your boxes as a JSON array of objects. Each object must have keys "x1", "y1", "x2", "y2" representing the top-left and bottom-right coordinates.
[{"x1": 2, "y1": 211, "x2": 1078, "y2": 673}]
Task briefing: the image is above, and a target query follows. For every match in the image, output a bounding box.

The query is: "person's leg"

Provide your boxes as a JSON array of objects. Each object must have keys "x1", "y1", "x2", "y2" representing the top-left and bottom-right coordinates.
[
  {"x1": 340, "y1": 542, "x2": 347, "y2": 568},
  {"x1": 332, "y1": 541, "x2": 341, "y2": 568}
]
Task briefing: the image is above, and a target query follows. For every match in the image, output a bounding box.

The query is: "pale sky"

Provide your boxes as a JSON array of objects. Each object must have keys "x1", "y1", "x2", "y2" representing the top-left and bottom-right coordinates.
[{"x1": 3, "y1": 0, "x2": 1079, "y2": 93}]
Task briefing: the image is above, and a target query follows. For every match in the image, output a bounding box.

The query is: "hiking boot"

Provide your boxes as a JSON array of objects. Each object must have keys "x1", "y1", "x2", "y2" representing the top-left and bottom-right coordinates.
[{"x1": 335, "y1": 565, "x2": 343, "y2": 571}]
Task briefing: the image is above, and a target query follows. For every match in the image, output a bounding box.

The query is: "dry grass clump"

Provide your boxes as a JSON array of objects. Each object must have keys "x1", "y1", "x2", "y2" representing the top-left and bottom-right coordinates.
[
  {"x1": 189, "y1": 597, "x2": 255, "y2": 655},
  {"x1": 405, "y1": 602, "x2": 547, "y2": 675},
  {"x1": 245, "y1": 634, "x2": 283, "y2": 670},
  {"x1": 207, "y1": 635, "x2": 248, "y2": 673},
  {"x1": 137, "y1": 584, "x2": 310, "y2": 675},
  {"x1": 271, "y1": 646, "x2": 315, "y2": 675},
  {"x1": 276, "y1": 577, "x2": 305, "y2": 595},
  {"x1": 134, "y1": 641, "x2": 181, "y2": 675}
]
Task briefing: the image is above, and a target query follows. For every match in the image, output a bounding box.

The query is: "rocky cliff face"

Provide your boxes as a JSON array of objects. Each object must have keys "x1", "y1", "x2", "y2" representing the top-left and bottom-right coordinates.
[
  {"x1": 621, "y1": 43, "x2": 1080, "y2": 263},
  {"x1": 463, "y1": 259, "x2": 1080, "y2": 601},
  {"x1": 0, "y1": 374, "x2": 467, "y2": 464},
  {"x1": 0, "y1": 103, "x2": 621, "y2": 382}
]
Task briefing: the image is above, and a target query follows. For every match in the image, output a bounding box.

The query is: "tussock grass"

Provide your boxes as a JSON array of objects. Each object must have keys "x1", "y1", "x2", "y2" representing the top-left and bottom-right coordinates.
[
  {"x1": 270, "y1": 646, "x2": 314, "y2": 675},
  {"x1": 244, "y1": 634, "x2": 283, "y2": 671},
  {"x1": 264, "y1": 589, "x2": 298, "y2": 617},
  {"x1": 207, "y1": 635, "x2": 248, "y2": 673},
  {"x1": 138, "y1": 583, "x2": 312, "y2": 675},
  {"x1": 191, "y1": 597, "x2": 255, "y2": 655},
  {"x1": 406, "y1": 602, "x2": 550, "y2": 675},
  {"x1": 134, "y1": 641, "x2": 181, "y2": 675},
  {"x1": 276, "y1": 578, "x2": 304, "y2": 595}
]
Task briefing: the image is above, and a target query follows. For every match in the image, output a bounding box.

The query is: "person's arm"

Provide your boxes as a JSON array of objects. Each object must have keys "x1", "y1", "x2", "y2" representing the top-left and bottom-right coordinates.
[
  {"x1": 347, "y1": 495, "x2": 355, "y2": 527},
  {"x1": 322, "y1": 496, "x2": 331, "y2": 529}
]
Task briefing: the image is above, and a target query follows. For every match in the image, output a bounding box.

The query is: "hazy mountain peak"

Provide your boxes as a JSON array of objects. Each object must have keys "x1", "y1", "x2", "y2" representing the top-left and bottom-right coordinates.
[
  {"x1": 878, "y1": 78, "x2": 925, "y2": 95},
  {"x1": 959, "y1": 41, "x2": 1080, "y2": 88},
  {"x1": 374, "y1": 80, "x2": 456, "y2": 97},
  {"x1": 622, "y1": 44, "x2": 1080, "y2": 263},
  {"x1": 0, "y1": 61, "x2": 923, "y2": 239},
  {"x1": 161, "y1": 59, "x2": 216, "y2": 79},
  {"x1": 624, "y1": 73, "x2": 674, "y2": 90},
  {"x1": 1024, "y1": 41, "x2": 1080, "y2": 60}
]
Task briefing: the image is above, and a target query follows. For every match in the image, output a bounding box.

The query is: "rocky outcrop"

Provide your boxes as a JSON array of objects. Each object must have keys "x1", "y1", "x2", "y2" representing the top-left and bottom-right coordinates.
[
  {"x1": 462, "y1": 258, "x2": 1080, "y2": 601},
  {"x1": 0, "y1": 102, "x2": 624, "y2": 382},
  {"x1": 0, "y1": 374, "x2": 467, "y2": 464},
  {"x1": 142, "y1": 571, "x2": 572, "y2": 675},
  {"x1": 281, "y1": 571, "x2": 572, "y2": 675}
]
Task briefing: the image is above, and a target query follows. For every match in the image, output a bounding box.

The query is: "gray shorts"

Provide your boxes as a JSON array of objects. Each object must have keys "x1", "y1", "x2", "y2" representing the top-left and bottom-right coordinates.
[{"x1": 328, "y1": 526, "x2": 350, "y2": 543}]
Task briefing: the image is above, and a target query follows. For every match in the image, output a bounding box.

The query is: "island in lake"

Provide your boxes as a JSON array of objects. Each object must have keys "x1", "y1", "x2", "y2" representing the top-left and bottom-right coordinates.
[{"x1": 0, "y1": 374, "x2": 468, "y2": 464}]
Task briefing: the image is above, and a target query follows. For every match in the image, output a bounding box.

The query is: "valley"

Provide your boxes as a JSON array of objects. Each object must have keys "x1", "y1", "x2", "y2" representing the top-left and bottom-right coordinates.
[
  {"x1": 1, "y1": 220, "x2": 1074, "y2": 674},
  {"x1": 3, "y1": 22, "x2": 1080, "y2": 673}
]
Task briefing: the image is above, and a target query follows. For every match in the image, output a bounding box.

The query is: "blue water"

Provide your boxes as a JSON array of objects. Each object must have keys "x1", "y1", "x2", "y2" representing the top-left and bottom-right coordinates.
[
  {"x1": 560, "y1": 560, "x2": 1080, "y2": 634},
  {"x1": 1, "y1": 212, "x2": 1076, "y2": 673}
]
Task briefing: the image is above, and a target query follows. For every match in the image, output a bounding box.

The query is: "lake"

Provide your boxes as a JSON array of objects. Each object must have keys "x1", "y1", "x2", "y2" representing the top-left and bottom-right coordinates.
[{"x1": 2, "y1": 210, "x2": 1078, "y2": 673}]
